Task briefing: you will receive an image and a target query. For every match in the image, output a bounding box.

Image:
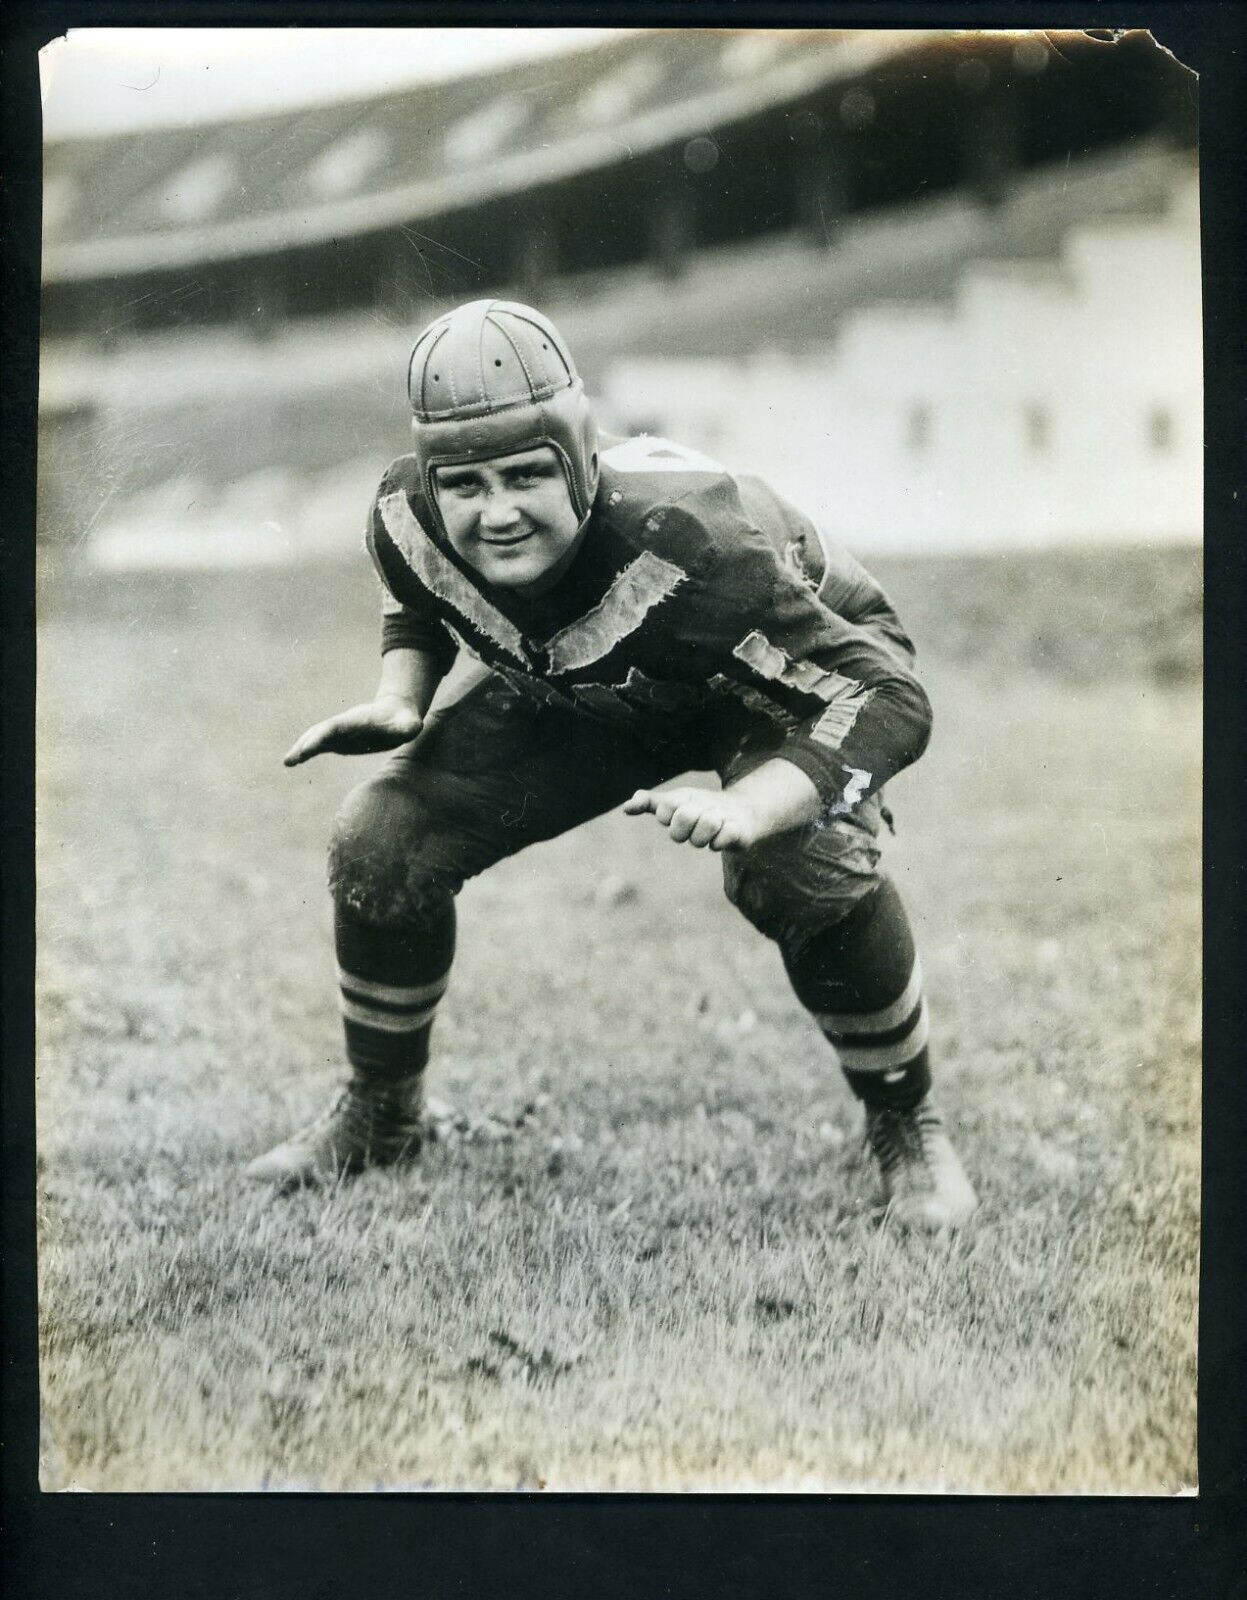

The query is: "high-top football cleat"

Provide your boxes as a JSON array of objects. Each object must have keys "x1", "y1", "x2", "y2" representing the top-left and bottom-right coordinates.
[
  {"x1": 864, "y1": 1098, "x2": 979, "y2": 1231},
  {"x1": 244, "y1": 1073, "x2": 425, "y2": 1188}
]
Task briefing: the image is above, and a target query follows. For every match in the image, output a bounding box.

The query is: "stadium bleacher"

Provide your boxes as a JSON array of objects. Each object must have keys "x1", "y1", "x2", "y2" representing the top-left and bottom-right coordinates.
[
  {"x1": 604, "y1": 147, "x2": 1199, "y2": 549},
  {"x1": 37, "y1": 29, "x2": 1200, "y2": 565}
]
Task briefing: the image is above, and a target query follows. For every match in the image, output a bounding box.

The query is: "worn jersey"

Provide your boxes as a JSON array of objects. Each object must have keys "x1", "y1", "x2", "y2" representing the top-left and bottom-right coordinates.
[{"x1": 366, "y1": 434, "x2": 930, "y2": 815}]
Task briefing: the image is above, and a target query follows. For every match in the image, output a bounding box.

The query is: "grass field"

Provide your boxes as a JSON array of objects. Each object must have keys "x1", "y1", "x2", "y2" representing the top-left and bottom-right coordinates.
[{"x1": 35, "y1": 546, "x2": 1201, "y2": 1492}]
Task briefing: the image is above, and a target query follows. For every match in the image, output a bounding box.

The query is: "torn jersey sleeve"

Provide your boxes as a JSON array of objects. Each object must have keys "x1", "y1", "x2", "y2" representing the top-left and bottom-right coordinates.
[
  {"x1": 813, "y1": 529, "x2": 918, "y2": 669},
  {"x1": 665, "y1": 500, "x2": 933, "y2": 815},
  {"x1": 364, "y1": 476, "x2": 459, "y2": 670},
  {"x1": 736, "y1": 472, "x2": 917, "y2": 667}
]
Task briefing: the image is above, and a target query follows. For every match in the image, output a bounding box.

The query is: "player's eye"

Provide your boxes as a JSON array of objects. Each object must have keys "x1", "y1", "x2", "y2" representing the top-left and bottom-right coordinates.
[{"x1": 508, "y1": 461, "x2": 553, "y2": 486}]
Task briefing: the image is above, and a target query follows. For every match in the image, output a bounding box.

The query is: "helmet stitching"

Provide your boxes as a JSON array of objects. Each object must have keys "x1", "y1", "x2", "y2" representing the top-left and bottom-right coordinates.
[
  {"x1": 495, "y1": 316, "x2": 535, "y2": 395},
  {"x1": 470, "y1": 303, "x2": 489, "y2": 408},
  {"x1": 446, "y1": 312, "x2": 463, "y2": 410}
]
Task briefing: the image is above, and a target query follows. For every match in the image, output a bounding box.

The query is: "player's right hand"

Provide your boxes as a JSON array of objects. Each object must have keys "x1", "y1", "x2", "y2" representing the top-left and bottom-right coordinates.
[{"x1": 283, "y1": 695, "x2": 424, "y2": 766}]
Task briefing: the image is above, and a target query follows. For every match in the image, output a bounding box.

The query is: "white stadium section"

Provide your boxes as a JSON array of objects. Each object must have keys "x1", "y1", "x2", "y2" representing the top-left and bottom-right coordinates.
[{"x1": 605, "y1": 166, "x2": 1200, "y2": 552}]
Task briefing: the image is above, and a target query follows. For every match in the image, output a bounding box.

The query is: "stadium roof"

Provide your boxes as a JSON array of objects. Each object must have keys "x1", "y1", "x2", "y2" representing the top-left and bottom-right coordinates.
[{"x1": 42, "y1": 28, "x2": 938, "y2": 282}]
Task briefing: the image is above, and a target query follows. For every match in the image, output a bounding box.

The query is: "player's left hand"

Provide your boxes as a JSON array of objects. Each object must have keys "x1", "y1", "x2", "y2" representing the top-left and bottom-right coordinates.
[{"x1": 623, "y1": 786, "x2": 759, "y2": 851}]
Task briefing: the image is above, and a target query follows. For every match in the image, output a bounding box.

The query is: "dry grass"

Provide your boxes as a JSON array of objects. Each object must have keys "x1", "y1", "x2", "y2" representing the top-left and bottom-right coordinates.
[{"x1": 35, "y1": 550, "x2": 1200, "y2": 1491}]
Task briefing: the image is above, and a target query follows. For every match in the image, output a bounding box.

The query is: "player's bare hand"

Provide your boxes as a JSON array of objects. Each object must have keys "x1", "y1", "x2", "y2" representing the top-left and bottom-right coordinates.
[
  {"x1": 623, "y1": 786, "x2": 758, "y2": 851},
  {"x1": 283, "y1": 695, "x2": 423, "y2": 766}
]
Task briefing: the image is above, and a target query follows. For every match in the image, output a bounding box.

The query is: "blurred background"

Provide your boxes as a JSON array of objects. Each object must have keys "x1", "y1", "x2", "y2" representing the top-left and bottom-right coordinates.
[{"x1": 39, "y1": 25, "x2": 1200, "y2": 572}]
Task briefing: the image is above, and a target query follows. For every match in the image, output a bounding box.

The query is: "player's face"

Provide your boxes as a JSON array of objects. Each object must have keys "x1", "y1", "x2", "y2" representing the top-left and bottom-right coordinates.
[{"x1": 433, "y1": 447, "x2": 582, "y2": 591}]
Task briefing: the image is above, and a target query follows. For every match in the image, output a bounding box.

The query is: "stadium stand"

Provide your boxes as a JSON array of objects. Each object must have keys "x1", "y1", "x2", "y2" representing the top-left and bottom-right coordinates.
[
  {"x1": 606, "y1": 148, "x2": 1200, "y2": 548},
  {"x1": 38, "y1": 27, "x2": 1199, "y2": 564}
]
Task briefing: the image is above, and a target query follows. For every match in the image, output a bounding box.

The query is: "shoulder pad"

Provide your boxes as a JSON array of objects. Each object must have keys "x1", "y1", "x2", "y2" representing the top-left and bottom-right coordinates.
[
  {"x1": 375, "y1": 454, "x2": 423, "y2": 507},
  {"x1": 597, "y1": 435, "x2": 748, "y2": 564}
]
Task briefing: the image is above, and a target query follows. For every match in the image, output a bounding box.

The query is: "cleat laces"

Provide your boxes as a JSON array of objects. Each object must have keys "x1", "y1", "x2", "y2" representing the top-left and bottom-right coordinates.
[{"x1": 866, "y1": 1101, "x2": 944, "y2": 1185}]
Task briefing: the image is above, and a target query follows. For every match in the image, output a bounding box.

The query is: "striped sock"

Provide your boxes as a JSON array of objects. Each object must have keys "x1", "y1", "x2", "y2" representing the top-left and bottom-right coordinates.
[
  {"x1": 782, "y1": 876, "x2": 932, "y2": 1110},
  {"x1": 334, "y1": 900, "x2": 455, "y2": 1083},
  {"x1": 816, "y1": 958, "x2": 930, "y2": 1109}
]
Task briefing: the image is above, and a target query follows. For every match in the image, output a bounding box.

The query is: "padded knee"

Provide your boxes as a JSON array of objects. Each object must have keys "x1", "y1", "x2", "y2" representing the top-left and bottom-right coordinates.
[
  {"x1": 327, "y1": 774, "x2": 458, "y2": 929},
  {"x1": 722, "y1": 804, "x2": 883, "y2": 946}
]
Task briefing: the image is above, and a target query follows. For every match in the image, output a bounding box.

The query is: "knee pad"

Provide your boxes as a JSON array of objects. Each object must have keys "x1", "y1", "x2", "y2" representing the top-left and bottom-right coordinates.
[
  {"x1": 327, "y1": 775, "x2": 457, "y2": 929},
  {"x1": 722, "y1": 810, "x2": 882, "y2": 946}
]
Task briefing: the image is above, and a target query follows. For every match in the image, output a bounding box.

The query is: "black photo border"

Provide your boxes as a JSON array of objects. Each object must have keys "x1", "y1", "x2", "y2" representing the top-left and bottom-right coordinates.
[{"x1": 3, "y1": 3, "x2": 1242, "y2": 1595}]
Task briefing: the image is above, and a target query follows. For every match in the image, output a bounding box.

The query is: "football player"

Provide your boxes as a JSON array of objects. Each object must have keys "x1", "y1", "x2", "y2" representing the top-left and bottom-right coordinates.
[{"x1": 247, "y1": 299, "x2": 978, "y2": 1230}]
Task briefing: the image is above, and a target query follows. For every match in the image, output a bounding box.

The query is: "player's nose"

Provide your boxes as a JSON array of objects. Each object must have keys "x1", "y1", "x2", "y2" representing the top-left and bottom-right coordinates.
[{"x1": 480, "y1": 493, "x2": 523, "y2": 531}]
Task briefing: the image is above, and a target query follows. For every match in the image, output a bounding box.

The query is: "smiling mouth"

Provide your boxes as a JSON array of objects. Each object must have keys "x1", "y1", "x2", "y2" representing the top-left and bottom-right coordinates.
[{"x1": 480, "y1": 529, "x2": 536, "y2": 547}]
